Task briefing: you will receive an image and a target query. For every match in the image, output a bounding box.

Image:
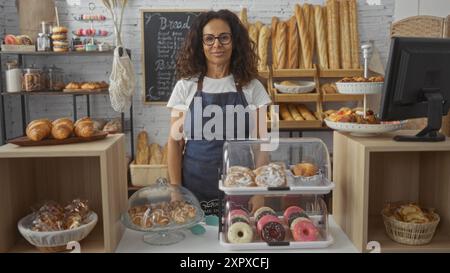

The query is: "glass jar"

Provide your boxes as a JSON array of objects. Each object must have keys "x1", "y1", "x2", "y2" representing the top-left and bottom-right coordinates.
[
  {"x1": 5, "y1": 62, "x2": 22, "y2": 93},
  {"x1": 37, "y1": 33, "x2": 51, "y2": 52},
  {"x1": 48, "y1": 65, "x2": 65, "y2": 91},
  {"x1": 23, "y1": 68, "x2": 43, "y2": 92}
]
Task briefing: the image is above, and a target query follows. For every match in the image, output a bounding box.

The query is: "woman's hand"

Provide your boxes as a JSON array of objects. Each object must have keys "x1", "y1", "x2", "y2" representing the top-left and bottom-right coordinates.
[{"x1": 248, "y1": 195, "x2": 265, "y2": 214}]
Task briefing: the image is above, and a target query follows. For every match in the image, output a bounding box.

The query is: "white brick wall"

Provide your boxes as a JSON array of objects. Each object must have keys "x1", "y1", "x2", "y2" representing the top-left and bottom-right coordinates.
[{"x1": 1, "y1": 0, "x2": 395, "y2": 152}]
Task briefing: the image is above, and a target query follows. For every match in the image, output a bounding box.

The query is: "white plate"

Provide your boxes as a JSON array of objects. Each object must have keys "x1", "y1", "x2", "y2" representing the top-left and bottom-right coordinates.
[
  {"x1": 274, "y1": 81, "x2": 315, "y2": 94},
  {"x1": 335, "y1": 82, "x2": 383, "y2": 94},
  {"x1": 324, "y1": 118, "x2": 407, "y2": 137}
]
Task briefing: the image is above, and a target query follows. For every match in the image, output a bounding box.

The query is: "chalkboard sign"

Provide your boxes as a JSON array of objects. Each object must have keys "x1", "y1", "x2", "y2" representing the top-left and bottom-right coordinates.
[{"x1": 141, "y1": 9, "x2": 203, "y2": 104}]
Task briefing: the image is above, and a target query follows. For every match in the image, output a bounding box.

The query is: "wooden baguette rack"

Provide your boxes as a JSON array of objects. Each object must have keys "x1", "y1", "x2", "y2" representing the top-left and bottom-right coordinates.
[{"x1": 261, "y1": 64, "x2": 365, "y2": 129}]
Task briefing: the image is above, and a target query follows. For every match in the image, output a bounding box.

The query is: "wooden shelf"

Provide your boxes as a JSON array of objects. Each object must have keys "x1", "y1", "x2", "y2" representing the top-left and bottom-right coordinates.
[
  {"x1": 271, "y1": 88, "x2": 319, "y2": 103},
  {"x1": 0, "y1": 50, "x2": 115, "y2": 56},
  {"x1": 1, "y1": 91, "x2": 109, "y2": 96},
  {"x1": 322, "y1": 93, "x2": 364, "y2": 102},
  {"x1": 267, "y1": 119, "x2": 323, "y2": 129},
  {"x1": 259, "y1": 68, "x2": 316, "y2": 78},
  {"x1": 318, "y1": 69, "x2": 364, "y2": 78}
]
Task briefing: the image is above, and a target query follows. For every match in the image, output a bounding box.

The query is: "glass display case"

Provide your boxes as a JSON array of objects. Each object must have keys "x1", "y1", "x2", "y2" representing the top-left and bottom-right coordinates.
[
  {"x1": 218, "y1": 138, "x2": 335, "y2": 250},
  {"x1": 121, "y1": 178, "x2": 204, "y2": 245}
]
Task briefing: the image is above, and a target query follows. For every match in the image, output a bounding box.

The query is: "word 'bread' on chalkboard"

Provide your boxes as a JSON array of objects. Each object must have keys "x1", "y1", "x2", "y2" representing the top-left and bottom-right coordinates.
[{"x1": 141, "y1": 10, "x2": 203, "y2": 104}]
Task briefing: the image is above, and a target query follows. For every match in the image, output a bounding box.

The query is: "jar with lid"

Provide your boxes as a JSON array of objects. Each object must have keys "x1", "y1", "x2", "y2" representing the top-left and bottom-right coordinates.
[
  {"x1": 37, "y1": 33, "x2": 51, "y2": 52},
  {"x1": 5, "y1": 62, "x2": 22, "y2": 93},
  {"x1": 48, "y1": 65, "x2": 65, "y2": 91},
  {"x1": 23, "y1": 68, "x2": 43, "y2": 92}
]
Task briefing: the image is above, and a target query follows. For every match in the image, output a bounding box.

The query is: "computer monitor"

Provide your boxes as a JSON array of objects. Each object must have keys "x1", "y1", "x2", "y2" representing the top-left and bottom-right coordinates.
[{"x1": 380, "y1": 37, "x2": 450, "y2": 142}]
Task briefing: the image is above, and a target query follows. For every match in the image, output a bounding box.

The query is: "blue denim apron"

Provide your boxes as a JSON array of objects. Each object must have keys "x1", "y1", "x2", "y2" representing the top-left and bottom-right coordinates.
[{"x1": 182, "y1": 75, "x2": 252, "y2": 216}]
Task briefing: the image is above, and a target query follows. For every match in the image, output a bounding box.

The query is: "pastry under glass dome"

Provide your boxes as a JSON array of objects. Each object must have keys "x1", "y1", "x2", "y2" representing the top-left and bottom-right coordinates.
[{"x1": 121, "y1": 178, "x2": 204, "y2": 245}]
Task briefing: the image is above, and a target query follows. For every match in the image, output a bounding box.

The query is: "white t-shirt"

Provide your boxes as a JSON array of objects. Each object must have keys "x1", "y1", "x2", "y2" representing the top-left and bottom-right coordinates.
[{"x1": 166, "y1": 75, "x2": 272, "y2": 110}]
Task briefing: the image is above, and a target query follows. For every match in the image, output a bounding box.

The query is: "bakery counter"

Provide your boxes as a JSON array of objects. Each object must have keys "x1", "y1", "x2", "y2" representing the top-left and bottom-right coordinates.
[
  {"x1": 115, "y1": 216, "x2": 358, "y2": 253},
  {"x1": 0, "y1": 135, "x2": 128, "y2": 253}
]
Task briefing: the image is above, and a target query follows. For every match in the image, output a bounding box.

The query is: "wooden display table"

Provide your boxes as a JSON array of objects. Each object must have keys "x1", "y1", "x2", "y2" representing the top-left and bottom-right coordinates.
[
  {"x1": 0, "y1": 134, "x2": 128, "y2": 253},
  {"x1": 333, "y1": 131, "x2": 450, "y2": 253}
]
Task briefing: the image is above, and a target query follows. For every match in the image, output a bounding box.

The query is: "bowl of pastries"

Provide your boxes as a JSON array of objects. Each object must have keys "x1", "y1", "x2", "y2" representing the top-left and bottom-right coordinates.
[
  {"x1": 382, "y1": 202, "x2": 440, "y2": 245},
  {"x1": 336, "y1": 76, "x2": 384, "y2": 94},
  {"x1": 324, "y1": 107, "x2": 407, "y2": 136},
  {"x1": 274, "y1": 81, "x2": 316, "y2": 94},
  {"x1": 17, "y1": 199, "x2": 98, "y2": 252}
]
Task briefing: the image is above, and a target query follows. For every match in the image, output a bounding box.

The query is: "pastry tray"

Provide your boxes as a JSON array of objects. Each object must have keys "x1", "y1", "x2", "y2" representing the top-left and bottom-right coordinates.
[
  {"x1": 8, "y1": 131, "x2": 108, "y2": 146},
  {"x1": 218, "y1": 172, "x2": 335, "y2": 195},
  {"x1": 219, "y1": 215, "x2": 334, "y2": 250}
]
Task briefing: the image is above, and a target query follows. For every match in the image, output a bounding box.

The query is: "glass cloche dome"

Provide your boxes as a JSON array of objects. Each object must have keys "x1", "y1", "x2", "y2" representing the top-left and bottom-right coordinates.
[{"x1": 121, "y1": 178, "x2": 204, "y2": 245}]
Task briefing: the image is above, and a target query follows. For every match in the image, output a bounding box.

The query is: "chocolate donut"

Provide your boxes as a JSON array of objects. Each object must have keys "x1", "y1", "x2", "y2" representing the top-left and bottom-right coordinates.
[{"x1": 257, "y1": 215, "x2": 286, "y2": 243}]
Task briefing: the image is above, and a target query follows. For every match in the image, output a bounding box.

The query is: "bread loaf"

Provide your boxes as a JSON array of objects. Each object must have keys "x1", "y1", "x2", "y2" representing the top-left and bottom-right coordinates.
[
  {"x1": 74, "y1": 117, "x2": 94, "y2": 138},
  {"x1": 26, "y1": 119, "x2": 52, "y2": 141},
  {"x1": 287, "y1": 104, "x2": 304, "y2": 121},
  {"x1": 295, "y1": 4, "x2": 313, "y2": 69},
  {"x1": 254, "y1": 21, "x2": 263, "y2": 32},
  {"x1": 248, "y1": 24, "x2": 259, "y2": 50},
  {"x1": 288, "y1": 16, "x2": 299, "y2": 69},
  {"x1": 296, "y1": 104, "x2": 316, "y2": 121},
  {"x1": 327, "y1": 0, "x2": 341, "y2": 69},
  {"x1": 275, "y1": 21, "x2": 287, "y2": 69},
  {"x1": 239, "y1": 8, "x2": 249, "y2": 28},
  {"x1": 103, "y1": 118, "x2": 122, "y2": 134},
  {"x1": 258, "y1": 25, "x2": 271, "y2": 71},
  {"x1": 149, "y1": 143, "x2": 163, "y2": 165},
  {"x1": 349, "y1": 0, "x2": 360, "y2": 69},
  {"x1": 271, "y1": 17, "x2": 279, "y2": 69},
  {"x1": 303, "y1": 4, "x2": 316, "y2": 59},
  {"x1": 161, "y1": 143, "x2": 169, "y2": 165},
  {"x1": 340, "y1": 0, "x2": 352, "y2": 69},
  {"x1": 136, "y1": 131, "x2": 149, "y2": 165},
  {"x1": 314, "y1": 5, "x2": 329, "y2": 69},
  {"x1": 280, "y1": 104, "x2": 294, "y2": 121},
  {"x1": 51, "y1": 118, "x2": 74, "y2": 140}
]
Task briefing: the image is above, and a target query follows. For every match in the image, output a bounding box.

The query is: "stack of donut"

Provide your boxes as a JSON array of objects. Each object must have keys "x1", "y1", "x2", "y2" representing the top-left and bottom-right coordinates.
[
  {"x1": 52, "y1": 26, "x2": 69, "y2": 52},
  {"x1": 226, "y1": 209, "x2": 254, "y2": 243},
  {"x1": 284, "y1": 206, "x2": 319, "y2": 241},
  {"x1": 255, "y1": 207, "x2": 286, "y2": 243}
]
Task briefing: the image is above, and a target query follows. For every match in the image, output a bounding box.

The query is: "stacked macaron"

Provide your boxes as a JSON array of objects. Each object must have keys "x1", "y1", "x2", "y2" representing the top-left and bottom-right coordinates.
[{"x1": 52, "y1": 26, "x2": 69, "y2": 52}]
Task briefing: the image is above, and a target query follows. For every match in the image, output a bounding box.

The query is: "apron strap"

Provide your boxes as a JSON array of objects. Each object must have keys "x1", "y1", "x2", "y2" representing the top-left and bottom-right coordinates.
[{"x1": 196, "y1": 74, "x2": 243, "y2": 92}]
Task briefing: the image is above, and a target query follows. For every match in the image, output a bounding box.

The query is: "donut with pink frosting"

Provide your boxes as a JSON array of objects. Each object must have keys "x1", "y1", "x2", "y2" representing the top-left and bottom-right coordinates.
[
  {"x1": 283, "y1": 206, "x2": 309, "y2": 226},
  {"x1": 291, "y1": 218, "x2": 319, "y2": 241},
  {"x1": 228, "y1": 209, "x2": 250, "y2": 225}
]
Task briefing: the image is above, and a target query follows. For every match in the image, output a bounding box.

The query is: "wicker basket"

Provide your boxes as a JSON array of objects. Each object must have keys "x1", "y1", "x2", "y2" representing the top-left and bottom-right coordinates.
[{"x1": 381, "y1": 209, "x2": 440, "y2": 246}]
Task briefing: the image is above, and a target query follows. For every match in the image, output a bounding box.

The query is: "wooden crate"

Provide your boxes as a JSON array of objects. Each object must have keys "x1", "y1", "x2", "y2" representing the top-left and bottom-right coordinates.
[
  {"x1": 0, "y1": 135, "x2": 128, "y2": 253},
  {"x1": 333, "y1": 131, "x2": 450, "y2": 253},
  {"x1": 130, "y1": 161, "x2": 169, "y2": 186}
]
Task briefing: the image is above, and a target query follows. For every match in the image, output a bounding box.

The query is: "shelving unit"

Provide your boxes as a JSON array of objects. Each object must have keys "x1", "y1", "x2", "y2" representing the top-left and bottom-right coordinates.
[
  {"x1": 260, "y1": 65, "x2": 364, "y2": 131},
  {"x1": 0, "y1": 50, "x2": 135, "y2": 159}
]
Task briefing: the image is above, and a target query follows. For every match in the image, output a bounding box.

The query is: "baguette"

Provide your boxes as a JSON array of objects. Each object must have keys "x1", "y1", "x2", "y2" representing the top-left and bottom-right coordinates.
[
  {"x1": 327, "y1": 0, "x2": 341, "y2": 69},
  {"x1": 280, "y1": 104, "x2": 294, "y2": 121},
  {"x1": 288, "y1": 104, "x2": 304, "y2": 121},
  {"x1": 254, "y1": 21, "x2": 263, "y2": 32},
  {"x1": 248, "y1": 24, "x2": 259, "y2": 53},
  {"x1": 136, "y1": 145, "x2": 149, "y2": 165},
  {"x1": 271, "y1": 17, "x2": 279, "y2": 69},
  {"x1": 161, "y1": 143, "x2": 169, "y2": 165},
  {"x1": 303, "y1": 4, "x2": 315, "y2": 59},
  {"x1": 296, "y1": 104, "x2": 316, "y2": 121},
  {"x1": 149, "y1": 143, "x2": 163, "y2": 165},
  {"x1": 258, "y1": 25, "x2": 271, "y2": 71},
  {"x1": 288, "y1": 16, "x2": 299, "y2": 69},
  {"x1": 340, "y1": 0, "x2": 352, "y2": 69},
  {"x1": 295, "y1": 4, "x2": 313, "y2": 68},
  {"x1": 239, "y1": 8, "x2": 249, "y2": 29},
  {"x1": 275, "y1": 21, "x2": 288, "y2": 69},
  {"x1": 349, "y1": 0, "x2": 360, "y2": 68},
  {"x1": 314, "y1": 5, "x2": 329, "y2": 69}
]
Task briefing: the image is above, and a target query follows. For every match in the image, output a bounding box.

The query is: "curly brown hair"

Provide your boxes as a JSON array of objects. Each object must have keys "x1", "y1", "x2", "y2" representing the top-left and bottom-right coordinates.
[{"x1": 176, "y1": 9, "x2": 258, "y2": 87}]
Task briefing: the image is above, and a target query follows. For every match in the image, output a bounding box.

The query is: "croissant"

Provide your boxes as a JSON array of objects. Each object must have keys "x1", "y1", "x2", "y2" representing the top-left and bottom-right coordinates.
[
  {"x1": 26, "y1": 119, "x2": 52, "y2": 141},
  {"x1": 51, "y1": 118, "x2": 74, "y2": 140},
  {"x1": 74, "y1": 117, "x2": 95, "y2": 138}
]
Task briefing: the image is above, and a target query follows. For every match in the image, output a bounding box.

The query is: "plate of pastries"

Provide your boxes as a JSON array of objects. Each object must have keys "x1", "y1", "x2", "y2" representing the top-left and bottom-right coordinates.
[
  {"x1": 220, "y1": 162, "x2": 334, "y2": 195},
  {"x1": 336, "y1": 76, "x2": 384, "y2": 94},
  {"x1": 63, "y1": 81, "x2": 109, "y2": 92},
  {"x1": 274, "y1": 81, "x2": 316, "y2": 94},
  {"x1": 8, "y1": 117, "x2": 108, "y2": 146},
  {"x1": 324, "y1": 107, "x2": 407, "y2": 136}
]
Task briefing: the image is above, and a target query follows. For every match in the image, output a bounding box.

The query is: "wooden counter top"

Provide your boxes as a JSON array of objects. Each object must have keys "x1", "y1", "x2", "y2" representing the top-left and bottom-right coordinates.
[{"x1": 0, "y1": 134, "x2": 124, "y2": 158}]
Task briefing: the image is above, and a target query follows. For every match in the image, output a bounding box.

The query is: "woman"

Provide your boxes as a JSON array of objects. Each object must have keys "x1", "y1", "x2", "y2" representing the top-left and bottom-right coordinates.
[{"x1": 167, "y1": 10, "x2": 271, "y2": 216}]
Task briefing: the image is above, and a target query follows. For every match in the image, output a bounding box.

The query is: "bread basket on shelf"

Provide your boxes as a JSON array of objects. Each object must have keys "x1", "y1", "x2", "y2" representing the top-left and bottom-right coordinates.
[
  {"x1": 381, "y1": 204, "x2": 440, "y2": 246},
  {"x1": 17, "y1": 211, "x2": 98, "y2": 252}
]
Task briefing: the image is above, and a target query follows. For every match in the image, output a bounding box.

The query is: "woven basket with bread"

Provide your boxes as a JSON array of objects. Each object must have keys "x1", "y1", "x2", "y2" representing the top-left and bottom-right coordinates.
[{"x1": 382, "y1": 202, "x2": 440, "y2": 245}]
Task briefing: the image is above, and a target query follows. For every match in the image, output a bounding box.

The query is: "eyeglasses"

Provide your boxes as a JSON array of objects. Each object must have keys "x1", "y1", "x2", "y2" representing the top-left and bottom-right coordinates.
[{"x1": 202, "y1": 33, "x2": 232, "y2": 46}]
